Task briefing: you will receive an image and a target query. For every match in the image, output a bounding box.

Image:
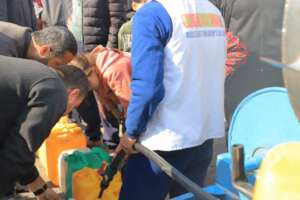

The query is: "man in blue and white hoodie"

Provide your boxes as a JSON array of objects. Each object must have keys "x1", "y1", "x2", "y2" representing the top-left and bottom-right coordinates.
[{"x1": 117, "y1": 0, "x2": 227, "y2": 199}]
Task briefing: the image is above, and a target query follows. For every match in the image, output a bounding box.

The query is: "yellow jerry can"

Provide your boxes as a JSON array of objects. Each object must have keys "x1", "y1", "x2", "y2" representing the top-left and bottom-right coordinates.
[
  {"x1": 253, "y1": 142, "x2": 300, "y2": 200},
  {"x1": 38, "y1": 116, "x2": 87, "y2": 186},
  {"x1": 73, "y1": 167, "x2": 122, "y2": 200}
]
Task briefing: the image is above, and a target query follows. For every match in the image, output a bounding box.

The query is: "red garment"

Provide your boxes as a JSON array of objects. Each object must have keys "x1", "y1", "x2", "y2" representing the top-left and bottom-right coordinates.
[
  {"x1": 34, "y1": 0, "x2": 43, "y2": 7},
  {"x1": 225, "y1": 32, "x2": 249, "y2": 77},
  {"x1": 90, "y1": 46, "x2": 131, "y2": 119},
  {"x1": 33, "y1": 0, "x2": 43, "y2": 30}
]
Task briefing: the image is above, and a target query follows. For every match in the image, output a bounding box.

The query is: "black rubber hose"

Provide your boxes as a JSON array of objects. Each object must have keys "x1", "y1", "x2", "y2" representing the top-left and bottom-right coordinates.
[
  {"x1": 134, "y1": 143, "x2": 218, "y2": 200},
  {"x1": 99, "y1": 150, "x2": 127, "y2": 198}
]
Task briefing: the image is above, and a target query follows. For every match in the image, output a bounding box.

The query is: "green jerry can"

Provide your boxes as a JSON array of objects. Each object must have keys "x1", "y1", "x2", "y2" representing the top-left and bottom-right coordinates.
[{"x1": 58, "y1": 147, "x2": 111, "y2": 199}]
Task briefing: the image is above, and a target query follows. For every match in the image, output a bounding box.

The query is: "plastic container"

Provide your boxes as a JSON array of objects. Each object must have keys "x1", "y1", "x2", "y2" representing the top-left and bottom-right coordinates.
[
  {"x1": 72, "y1": 167, "x2": 122, "y2": 200},
  {"x1": 39, "y1": 116, "x2": 87, "y2": 186},
  {"x1": 73, "y1": 167, "x2": 101, "y2": 200},
  {"x1": 58, "y1": 147, "x2": 111, "y2": 199},
  {"x1": 99, "y1": 171, "x2": 122, "y2": 200}
]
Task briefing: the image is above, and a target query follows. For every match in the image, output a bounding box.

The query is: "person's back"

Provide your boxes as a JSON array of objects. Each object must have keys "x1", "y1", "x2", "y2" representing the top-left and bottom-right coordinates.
[
  {"x1": 211, "y1": 0, "x2": 285, "y2": 119},
  {"x1": 88, "y1": 46, "x2": 131, "y2": 109},
  {"x1": 117, "y1": 0, "x2": 147, "y2": 52},
  {"x1": 118, "y1": 19, "x2": 132, "y2": 52},
  {"x1": 137, "y1": 0, "x2": 226, "y2": 150},
  {"x1": 71, "y1": 47, "x2": 131, "y2": 148},
  {"x1": 0, "y1": 56, "x2": 66, "y2": 140},
  {"x1": 219, "y1": 0, "x2": 284, "y2": 60},
  {"x1": 41, "y1": 0, "x2": 72, "y2": 27},
  {"x1": 120, "y1": 0, "x2": 226, "y2": 199},
  {"x1": 0, "y1": 55, "x2": 67, "y2": 195},
  {"x1": 0, "y1": 21, "x2": 32, "y2": 57},
  {"x1": 0, "y1": 0, "x2": 37, "y2": 30}
]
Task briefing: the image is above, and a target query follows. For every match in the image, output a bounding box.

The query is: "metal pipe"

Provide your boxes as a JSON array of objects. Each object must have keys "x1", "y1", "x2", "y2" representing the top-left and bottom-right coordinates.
[
  {"x1": 260, "y1": 56, "x2": 286, "y2": 69},
  {"x1": 134, "y1": 143, "x2": 218, "y2": 200},
  {"x1": 231, "y1": 144, "x2": 253, "y2": 199}
]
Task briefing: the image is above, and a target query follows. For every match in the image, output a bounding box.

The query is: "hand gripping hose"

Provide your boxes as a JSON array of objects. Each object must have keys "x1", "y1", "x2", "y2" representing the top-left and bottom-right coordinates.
[{"x1": 99, "y1": 143, "x2": 218, "y2": 200}]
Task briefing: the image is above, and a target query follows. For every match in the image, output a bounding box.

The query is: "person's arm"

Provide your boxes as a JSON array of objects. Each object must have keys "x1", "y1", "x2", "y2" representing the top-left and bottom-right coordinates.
[
  {"x1": 225, "y1": 31, "x2": 248, "y2": 77},
  {"x1": 0, "y1": 78, "x2": 66, "y2": 186},
  {"x1": 27, "y1": 176, "x2": 62, "y2": 200},
  {"x1": 107, "y1": 56, "x2": 132, "y2": 110},
  {"x1": 125, "y1": 2, "x2": 172, "y2": 138},
  {"x1": 77, "y1": 91, "x2": 102, "y2": 141}
]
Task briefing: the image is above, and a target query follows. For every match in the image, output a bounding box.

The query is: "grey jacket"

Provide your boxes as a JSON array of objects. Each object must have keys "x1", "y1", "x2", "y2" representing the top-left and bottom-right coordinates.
[
  {"x1": 0, "y1": 0, "x2": 36, "y2": 30},
  {"x1": 41, "y1": 0, "x2": 72, "y2": 27},
  {"x1": 0, "y1": 21, "x2": 32, "y2": 58}
]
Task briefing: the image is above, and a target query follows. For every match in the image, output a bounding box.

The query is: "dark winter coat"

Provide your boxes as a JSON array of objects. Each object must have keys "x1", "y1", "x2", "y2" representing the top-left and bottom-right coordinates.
[
  {"x1": 0, "y1": 0, "x2": 37, "y2": 30},
  {"x1": 210, "y1": 0, "x2": 285, "y2": 120}
]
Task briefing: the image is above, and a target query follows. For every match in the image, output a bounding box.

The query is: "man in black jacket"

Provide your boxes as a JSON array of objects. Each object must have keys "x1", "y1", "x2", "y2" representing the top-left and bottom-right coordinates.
[
  {"x1": 0, "y1": 56, "x2": 88, "y2": 199},
  {"x1": 0, "y1": 20, "x2": 101, "y2": 149},
  {"x1": 210, "y1": 0, "x2": 285, "y2": 121},
  {"x1": 0, "y1": 21, "x2": 77, "y2": 67}
]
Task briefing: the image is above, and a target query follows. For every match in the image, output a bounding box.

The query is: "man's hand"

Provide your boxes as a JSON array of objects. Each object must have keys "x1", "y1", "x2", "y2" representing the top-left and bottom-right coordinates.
[
  {"x1": 116, "y1": 134, "x2": 137, "y2": 154},
  {"x1": 27, "y1": 176, "x2": 62, "y2": 200},
  {"x1": 36, "y1": 188, "x2": 62, "y2": 200}
]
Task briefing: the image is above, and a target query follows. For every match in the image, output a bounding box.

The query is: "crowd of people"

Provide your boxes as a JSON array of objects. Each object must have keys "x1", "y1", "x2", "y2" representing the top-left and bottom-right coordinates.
[{"x1": 0, "y1": 0, "x2": 286, "y2": 199}]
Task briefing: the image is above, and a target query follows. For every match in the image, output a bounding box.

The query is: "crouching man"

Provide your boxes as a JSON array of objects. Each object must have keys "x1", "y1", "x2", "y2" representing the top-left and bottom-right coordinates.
[
  {"x1": 71, "y1": 46, "x2": 131, "y2": 149},
  {"x1": 0, "y1": 55, "x2": 88, "y2": 199}
]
